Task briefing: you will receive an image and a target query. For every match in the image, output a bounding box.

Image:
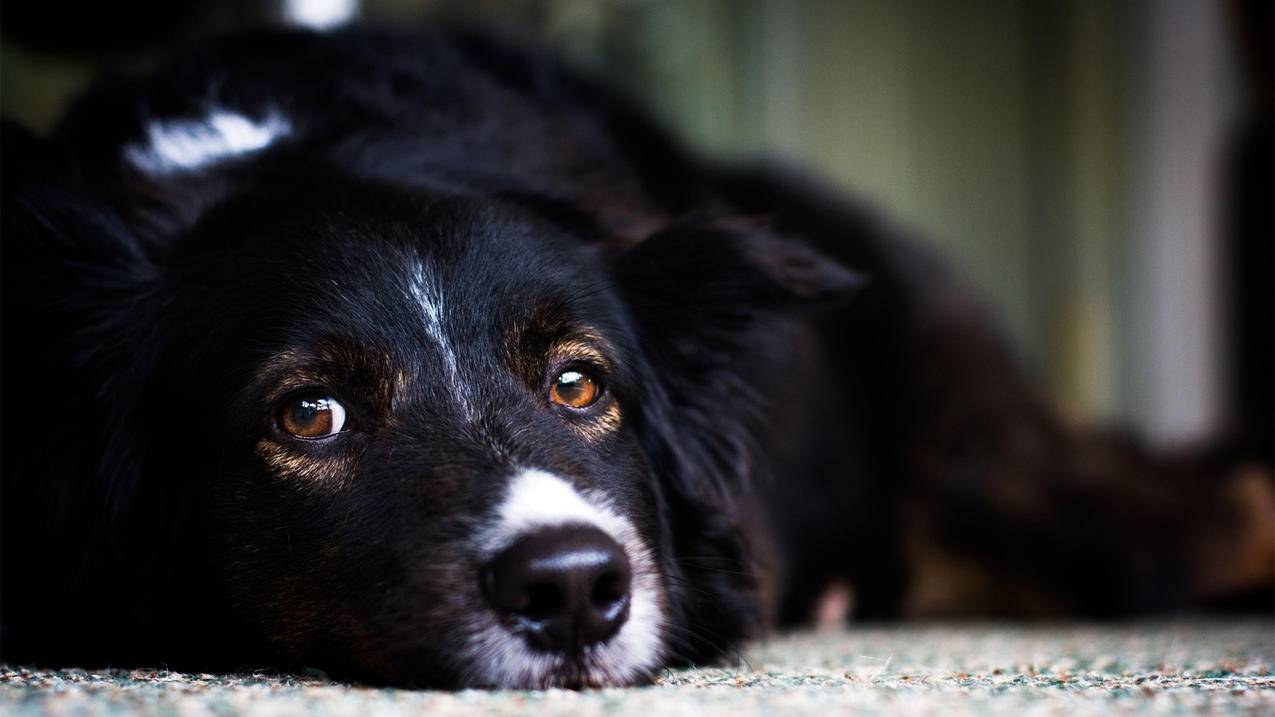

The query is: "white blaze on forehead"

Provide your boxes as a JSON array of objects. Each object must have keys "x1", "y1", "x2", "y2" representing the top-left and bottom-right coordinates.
[
  {"x1": 124, "y1": 109, "x2": 292, "y2": 175},
  {"x1": 407, "y1": 263, "x2": 475, "y2": 422},
  {"x1": 466, "y1": 469, "x2": 665, "y2": 687}
]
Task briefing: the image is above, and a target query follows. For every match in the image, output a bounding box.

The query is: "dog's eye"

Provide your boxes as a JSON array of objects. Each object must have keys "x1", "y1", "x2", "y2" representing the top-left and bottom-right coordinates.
[
  {"x1": 549, "y1": 369, "x2": 600, "y2": 409},
  {"x1": 278, "y1": 395, "x2": 347, "y2": 439}
]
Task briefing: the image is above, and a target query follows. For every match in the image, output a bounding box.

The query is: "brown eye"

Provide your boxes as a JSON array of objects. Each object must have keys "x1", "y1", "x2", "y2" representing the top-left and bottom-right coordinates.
[
  {"x1": 549, "y1": 369, "x2": 600, "y2": 409},
  {"x1": 278, "y1": 395, "x2": 347, "y2": 439}
]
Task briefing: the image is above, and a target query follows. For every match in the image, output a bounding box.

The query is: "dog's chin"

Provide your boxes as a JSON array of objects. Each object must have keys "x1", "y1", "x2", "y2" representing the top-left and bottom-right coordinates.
[
  {"x1": 459, "y1": 599, "x2": 666, "y2": 689},
  {"x1": 462, "y1": 636, "x2": 661, "y2": 689}
]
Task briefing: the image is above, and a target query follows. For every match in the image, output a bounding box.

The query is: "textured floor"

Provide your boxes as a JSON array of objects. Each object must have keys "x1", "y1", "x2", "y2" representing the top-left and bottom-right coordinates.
[{"x1": 3, "y1": 620, "x2": 1272, "y2": 716}]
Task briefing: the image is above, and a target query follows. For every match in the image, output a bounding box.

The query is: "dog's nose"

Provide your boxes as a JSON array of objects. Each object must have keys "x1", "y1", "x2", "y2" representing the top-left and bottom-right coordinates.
[{"x1": 483, "y1": 526, "x2": 632, "y2": 652}]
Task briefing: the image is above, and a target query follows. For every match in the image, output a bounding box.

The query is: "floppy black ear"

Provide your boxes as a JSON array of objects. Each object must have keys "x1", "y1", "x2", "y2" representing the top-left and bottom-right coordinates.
[
  {"x1": 610, "y1": 219, "x2": 863, "y2": 659},
  {"x1": 612, "y1": 218, "x2": 864, "y2": 500},
  {"x1": 616, "y1": 218, "x2": 864, "y2": 316},
  {"x1": 2, "y1": 122, "x2": 163, "y2": 553}
]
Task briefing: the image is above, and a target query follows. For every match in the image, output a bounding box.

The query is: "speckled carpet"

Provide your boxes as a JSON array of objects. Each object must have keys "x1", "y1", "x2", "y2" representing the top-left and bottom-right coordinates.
[{"x1": 3, "y1": 620, "x2": 1272, "y2": 716}]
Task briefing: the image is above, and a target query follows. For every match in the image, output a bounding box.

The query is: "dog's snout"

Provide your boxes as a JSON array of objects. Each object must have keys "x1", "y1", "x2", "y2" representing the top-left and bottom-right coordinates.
[{"x1": 483, "y1": 526, "x2": 632, "y2": 652}]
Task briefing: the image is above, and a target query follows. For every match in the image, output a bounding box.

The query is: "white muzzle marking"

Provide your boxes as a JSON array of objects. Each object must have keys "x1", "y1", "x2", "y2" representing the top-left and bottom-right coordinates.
[{"x1": 464, "y1": 469, "x2": 665, "y2": 687}]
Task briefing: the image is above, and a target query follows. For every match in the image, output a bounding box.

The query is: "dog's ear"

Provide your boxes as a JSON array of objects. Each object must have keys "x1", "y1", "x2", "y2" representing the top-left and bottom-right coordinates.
[
  {"x1": 3, "y1": 122, "x2": 163, "y2": 550},
  {"x1": 610, "y1": 219, "x2": 862, "y2": 656},
  {"x1": 615, "y1": 218, "x2": 864, "y2": 315},
  {"x1": 4, "y1": 122, "x2": 158, "y2": 281},
  {"x1": 612, "y1": 219, "x2": 864, "y2": 501}
]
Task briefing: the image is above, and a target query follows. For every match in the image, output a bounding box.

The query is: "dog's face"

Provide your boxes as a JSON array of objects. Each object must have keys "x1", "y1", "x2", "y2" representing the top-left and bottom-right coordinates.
[
  {"x1": 152, "y1": 181, "x2": 672, "y2": 687},
  {"x1": 7, "y1": 117, "x2": 859, "y2": 689}
]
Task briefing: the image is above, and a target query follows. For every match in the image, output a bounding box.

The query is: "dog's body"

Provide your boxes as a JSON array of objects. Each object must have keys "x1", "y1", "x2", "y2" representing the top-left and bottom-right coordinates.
[{"x1": 3, "y1": 30, "x2": 1270, "y2": 688}]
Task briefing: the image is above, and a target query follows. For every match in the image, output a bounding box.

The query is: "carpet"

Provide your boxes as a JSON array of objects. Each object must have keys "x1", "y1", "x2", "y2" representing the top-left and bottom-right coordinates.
[{"x1": 3, "y1": 619, "x2": 1271, "y2": 716}]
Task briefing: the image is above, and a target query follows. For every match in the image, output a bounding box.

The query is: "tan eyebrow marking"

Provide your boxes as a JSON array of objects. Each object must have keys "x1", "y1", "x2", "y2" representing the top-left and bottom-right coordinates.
[
  {"x1": 547, "y1": 339, "x2": 611, "y2": 370},
  {"x1": 252, "y1": 340, "x2": 395, "y2": 410}
]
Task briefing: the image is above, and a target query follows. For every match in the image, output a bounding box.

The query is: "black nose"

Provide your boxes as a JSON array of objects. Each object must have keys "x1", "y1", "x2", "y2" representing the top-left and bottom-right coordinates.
[{"x1": 483, "y1": 526, "x2": 632, "y2": 653}]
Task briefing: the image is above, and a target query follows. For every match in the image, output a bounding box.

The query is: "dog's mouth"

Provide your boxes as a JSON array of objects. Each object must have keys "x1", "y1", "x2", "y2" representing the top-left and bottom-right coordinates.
[
  {"x1": 462, "y1": 621, "x2": 664, "y2": 690},
  {"x1": 545, "y1": 650, "x2": 661, "y2": 690}
]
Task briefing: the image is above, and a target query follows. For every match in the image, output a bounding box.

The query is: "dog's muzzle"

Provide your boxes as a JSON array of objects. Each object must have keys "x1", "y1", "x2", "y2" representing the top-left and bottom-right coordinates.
[{"x1": 482, "y1": 525, "x2": 632, "y2": 653}]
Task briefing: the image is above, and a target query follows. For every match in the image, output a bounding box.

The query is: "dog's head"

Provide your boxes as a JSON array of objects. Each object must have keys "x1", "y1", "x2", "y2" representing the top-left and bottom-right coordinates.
[{"x1": 4, "y1": 98, "x2": 860, "y2": 688}]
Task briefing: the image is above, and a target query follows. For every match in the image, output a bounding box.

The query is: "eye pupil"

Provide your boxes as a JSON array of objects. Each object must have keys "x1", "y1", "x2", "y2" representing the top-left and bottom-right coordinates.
[{"x1": 550, "y1": 370, "x2": 599, "y2": 409}]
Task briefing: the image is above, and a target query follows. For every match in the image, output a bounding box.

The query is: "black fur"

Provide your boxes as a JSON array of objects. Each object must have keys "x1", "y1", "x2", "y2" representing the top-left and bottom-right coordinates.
[{"x1": 3, "y1": 29, "x2": 1270, "y2": 688}]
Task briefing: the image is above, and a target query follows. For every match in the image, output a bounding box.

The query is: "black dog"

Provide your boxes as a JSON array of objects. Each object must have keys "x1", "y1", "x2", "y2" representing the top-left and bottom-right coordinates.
[{"x1": 3, "y1": 30, "x2": 1270, "y2": 689}]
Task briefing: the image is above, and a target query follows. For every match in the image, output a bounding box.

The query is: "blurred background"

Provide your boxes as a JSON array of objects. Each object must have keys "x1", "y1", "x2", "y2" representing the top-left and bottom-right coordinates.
[{"x1": 2, "y1": 0, "x2": 1270, "y2": 458}]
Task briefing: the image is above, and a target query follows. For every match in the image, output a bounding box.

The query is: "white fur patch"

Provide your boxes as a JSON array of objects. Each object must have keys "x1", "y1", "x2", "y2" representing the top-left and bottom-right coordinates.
[
  {"x1": 484, "y1": 470, "x2": 630, "y2": 551},
  {"x1": 283, "y1": 0, "x2": 358, "y2": 30},
  {"x1": 125, "y1": 109, "x2": 291, "y2": 175},
  {"x1": 465, "y1": 469, "x2": 665, "y2": 687},
  {"x1": 407, "y1": 264, "x2": 475, "y2": 422}
]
